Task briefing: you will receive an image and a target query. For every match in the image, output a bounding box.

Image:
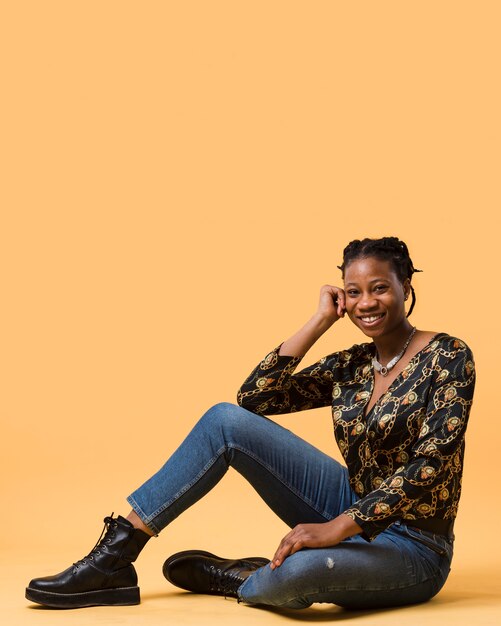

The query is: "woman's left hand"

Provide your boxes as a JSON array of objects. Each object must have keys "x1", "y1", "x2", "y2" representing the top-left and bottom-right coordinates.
[{"x1": 270, "y1": 515, "x2": 362, "y2": 570}]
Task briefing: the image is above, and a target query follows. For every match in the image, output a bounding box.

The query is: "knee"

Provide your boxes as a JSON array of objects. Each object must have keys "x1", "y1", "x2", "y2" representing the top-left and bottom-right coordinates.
[
  {"x1": 200, "y1": 402, "x2": 255, "y2": 435},
  {"x1": 239, "y1": 559, "x2": 314, "y2": 609},
  {"x1": 205, "y1": 401, "x2": 241, "y2": 417}
]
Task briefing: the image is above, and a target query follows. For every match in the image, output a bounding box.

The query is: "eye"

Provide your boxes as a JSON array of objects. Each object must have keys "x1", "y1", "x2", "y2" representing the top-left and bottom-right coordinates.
[
  {"x1": 347, "y1": 290, "x2": 359, "y2": 297},
  {"x1": 374, "y1": 285, "x2": 388, "y2": 292}
]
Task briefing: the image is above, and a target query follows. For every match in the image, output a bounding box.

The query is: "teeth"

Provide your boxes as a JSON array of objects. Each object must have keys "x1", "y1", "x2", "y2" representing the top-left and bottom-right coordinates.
[{"x1": 361, "y1": 314, "x2": 384, "y2": 322}]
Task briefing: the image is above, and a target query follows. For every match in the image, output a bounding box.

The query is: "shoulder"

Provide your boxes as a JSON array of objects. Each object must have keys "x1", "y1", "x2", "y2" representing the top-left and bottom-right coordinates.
[
  {"x1": 426, "y1": 332, "x2": 474, "y2": 359},
  {"x1": 425, "y1": 333, "x2": 475, "y2": 382}
]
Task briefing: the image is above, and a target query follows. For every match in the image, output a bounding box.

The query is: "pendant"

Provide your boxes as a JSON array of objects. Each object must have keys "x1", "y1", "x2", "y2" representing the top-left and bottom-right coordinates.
[{"x1": 371, "y1": 326, "x2": 417, "y2": 379}]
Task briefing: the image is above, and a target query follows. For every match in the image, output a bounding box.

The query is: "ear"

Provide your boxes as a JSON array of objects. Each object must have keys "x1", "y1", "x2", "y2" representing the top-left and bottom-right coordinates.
[{"x1": 403, "y1": 278, "x2": 411, "y2": 301}]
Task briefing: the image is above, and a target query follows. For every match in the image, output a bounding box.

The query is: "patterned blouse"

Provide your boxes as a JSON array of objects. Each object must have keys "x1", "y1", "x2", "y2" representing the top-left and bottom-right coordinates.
[{"x1": 236, "y1": 333, "x2": 476, "y2": 542}]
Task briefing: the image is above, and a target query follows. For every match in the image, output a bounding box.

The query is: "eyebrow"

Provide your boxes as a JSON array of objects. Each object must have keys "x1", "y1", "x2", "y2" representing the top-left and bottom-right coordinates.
[{"x1": 344, "y1": 278, "x2": 390, "y2": 287}]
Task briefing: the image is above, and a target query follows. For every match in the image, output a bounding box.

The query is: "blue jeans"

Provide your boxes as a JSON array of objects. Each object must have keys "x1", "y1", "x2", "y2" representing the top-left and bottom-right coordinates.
[{"x1": 127, "y1": 402, "x2": 454, "y2": 610}]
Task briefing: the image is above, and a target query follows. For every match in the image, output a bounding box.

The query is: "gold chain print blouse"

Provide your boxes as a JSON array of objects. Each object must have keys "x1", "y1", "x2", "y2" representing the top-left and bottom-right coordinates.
[{"x1": 237, "y1": 333, "x2": 476, "y2": 542}]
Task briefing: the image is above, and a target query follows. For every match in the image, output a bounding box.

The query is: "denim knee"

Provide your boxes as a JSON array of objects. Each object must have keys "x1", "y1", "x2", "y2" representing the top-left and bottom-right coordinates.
[
  {"x1": 199, "y1": 401, "x2": 256, "y2": 441},
  {"x1": 203, "y1": 401, "x2": 249, "y2": 419}
]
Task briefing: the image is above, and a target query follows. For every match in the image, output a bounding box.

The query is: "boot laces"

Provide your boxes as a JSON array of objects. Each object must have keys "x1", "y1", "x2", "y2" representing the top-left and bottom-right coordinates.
[
  {"x1": 208, "y1": 563, "x2": 246, "y2": 600},
  {"x1": 72, "y1": 512, "x2": 118, "y2": 571}
]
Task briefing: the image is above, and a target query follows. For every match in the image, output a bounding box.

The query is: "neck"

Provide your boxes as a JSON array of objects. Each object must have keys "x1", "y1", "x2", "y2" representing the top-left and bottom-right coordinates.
[{"x1": 373, "y1": 320, "x2": 415, "y2": 363}]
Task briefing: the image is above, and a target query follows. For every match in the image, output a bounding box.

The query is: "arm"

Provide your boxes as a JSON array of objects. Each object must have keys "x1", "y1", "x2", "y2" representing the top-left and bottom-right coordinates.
[
  {"x1": 342, "y1": 340, "x2": 476, "y2": 541},
  {"x1": 274, "y1": 283, "x2": 346, "y2": 357},
  {"x1": 278, "y1": 313, "x2": 335, "y2": 357},
  {"x1": 237, "y1": 285, "x2": 346, "y2": 415}
]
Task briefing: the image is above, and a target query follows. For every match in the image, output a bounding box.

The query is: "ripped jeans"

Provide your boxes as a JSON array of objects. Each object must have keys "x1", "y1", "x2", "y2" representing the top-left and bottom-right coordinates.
[{"x1": 127, "y1": 402, "x2": 454, "y2": 610}]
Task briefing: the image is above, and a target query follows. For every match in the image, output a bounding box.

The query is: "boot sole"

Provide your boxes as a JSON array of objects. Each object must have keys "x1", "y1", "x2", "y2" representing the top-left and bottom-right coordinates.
[
  {"x1": 25, "y1": 585, "x2": 140, "y2": 608},
  {"x1": 162, "y1": 549, "x2": 270, "y2": 584}
]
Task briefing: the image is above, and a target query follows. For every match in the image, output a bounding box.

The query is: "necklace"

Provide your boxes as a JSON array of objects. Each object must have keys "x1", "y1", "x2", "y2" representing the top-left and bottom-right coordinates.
[{"x1": 372, "y1": 326, "x2": 417, "y2": 377}]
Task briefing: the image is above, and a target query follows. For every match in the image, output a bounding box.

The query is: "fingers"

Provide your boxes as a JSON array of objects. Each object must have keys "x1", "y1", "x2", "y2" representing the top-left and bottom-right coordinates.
[
  {"x1": 270, "y1": 528, "x2": 305, "y2": 570},
  {"x1": 332, "y1": 286, "x2": 346, "y2": 318},
  {"x1": 319, "y1": 284, "x2": 346, "y2": 320},
  {"x1": 270, "y1": 539, "x2": 302, "y2": 570},
  {"x1": 270, "y1": 521, "x2": 346, "y2": 571}
]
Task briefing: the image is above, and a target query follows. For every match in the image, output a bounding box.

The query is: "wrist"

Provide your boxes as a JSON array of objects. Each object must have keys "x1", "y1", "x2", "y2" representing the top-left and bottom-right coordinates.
[
  {"x1": 310, "y1": 313, "x2": 335, "y2": 333},
  {"x1": 333, "y1": 513, "x2": 363, "y2": 540}
]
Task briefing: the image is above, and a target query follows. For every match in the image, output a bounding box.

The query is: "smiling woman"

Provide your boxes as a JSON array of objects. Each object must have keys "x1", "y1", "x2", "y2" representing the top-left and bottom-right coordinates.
[{"x1": 25, "y1": 236, "x2": 476, "y2": 612}]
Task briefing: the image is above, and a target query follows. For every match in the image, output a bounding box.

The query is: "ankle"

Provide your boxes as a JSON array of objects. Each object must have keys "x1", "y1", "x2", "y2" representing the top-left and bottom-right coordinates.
[{"x1": 126, "y1": 510, "x2": 155, "y2": 537}]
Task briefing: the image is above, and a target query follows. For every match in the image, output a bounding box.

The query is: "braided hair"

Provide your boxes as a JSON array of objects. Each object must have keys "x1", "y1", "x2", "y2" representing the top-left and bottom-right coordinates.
[{"x1": 337, "y1": 236, "x2": 422, "y2": 317}]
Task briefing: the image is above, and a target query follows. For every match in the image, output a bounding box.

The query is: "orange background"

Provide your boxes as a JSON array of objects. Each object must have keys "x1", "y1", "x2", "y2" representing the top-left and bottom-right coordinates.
[{"x1": 1, "y1": 1, "x2": 500, "y2": 623}]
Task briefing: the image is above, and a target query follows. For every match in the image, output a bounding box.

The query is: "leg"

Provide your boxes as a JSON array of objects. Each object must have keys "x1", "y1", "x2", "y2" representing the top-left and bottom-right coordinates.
[
  {"x1": 26, "y1": 401, "x2": 354, "y2": 609},
  {"x1": 126, "y1": 402, "x2": 356, "y2": 535},
  {"x1": 140, "y1": 402, "x2": 452, "y2": 609},
  {"x1": 238, "y1": 524, "x2": 454, "y2": 609}
]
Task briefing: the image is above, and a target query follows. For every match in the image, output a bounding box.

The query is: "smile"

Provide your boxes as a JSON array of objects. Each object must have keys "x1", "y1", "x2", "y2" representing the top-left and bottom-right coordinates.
[
  {"x1": 358, "y1": 313, "x2": 386, "y2": 326},
  {"x1": 360, "y1": 314, "x2": 384, "y2": 322}
]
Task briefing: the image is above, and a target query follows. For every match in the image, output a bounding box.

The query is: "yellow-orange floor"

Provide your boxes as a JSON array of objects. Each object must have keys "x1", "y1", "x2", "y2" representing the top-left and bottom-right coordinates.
[{"x1": 6, "y1": 548, "x2": 501, "y2": 626}]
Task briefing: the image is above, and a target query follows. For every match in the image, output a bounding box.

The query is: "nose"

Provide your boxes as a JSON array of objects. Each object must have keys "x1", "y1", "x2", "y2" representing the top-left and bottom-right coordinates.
[{"x1": 358, "y1": 292, "x2": 378, "y2": 311}]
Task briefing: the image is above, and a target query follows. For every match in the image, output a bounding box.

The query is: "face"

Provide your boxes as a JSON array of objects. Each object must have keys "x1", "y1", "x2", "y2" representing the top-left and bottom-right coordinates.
[{"x1": 343, "y1": 256, "x2": 411, "y2": 338}]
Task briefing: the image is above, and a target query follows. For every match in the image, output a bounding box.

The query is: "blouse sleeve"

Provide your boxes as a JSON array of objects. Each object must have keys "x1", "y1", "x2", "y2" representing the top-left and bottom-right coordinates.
[
  {"x1": 342, "y1": 340, "x2": 476, "y2": 541},
  {"x1": 236, "y1": 342, "x2": 344, "y2": 415}
]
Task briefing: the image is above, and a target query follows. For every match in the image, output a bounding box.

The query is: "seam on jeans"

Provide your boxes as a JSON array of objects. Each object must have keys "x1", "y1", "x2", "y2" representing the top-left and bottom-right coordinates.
[
  {"x1": 239, "y1": 576, "x2": 442, "y2": 607},
  {"x1": 126, "y1": 495, "x2": 161, "y2": 535},
  {"x1": 131, "y1": 437, "x2": 337, "y2": 533},
  {"x1": 400, "y1": 525, "x2": 451, "y2": 557},
  {"x1": 254, "y1": 573, "x2": 445, "y2": 607},
  {"x1": 228, "y1": 443, "x2": 333, "y2": 521},
  {"x1": 134, "y1": 445, "x2": 230, "y2": 527}
]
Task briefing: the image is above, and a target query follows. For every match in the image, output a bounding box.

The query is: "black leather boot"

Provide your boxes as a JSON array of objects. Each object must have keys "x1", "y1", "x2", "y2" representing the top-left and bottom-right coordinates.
[
  {"x1": 25, "y1": 514, "x2": 152, "y2": 608},
  {"x1": 162, "y1": 550, "x2": 270, "y2": 600}
]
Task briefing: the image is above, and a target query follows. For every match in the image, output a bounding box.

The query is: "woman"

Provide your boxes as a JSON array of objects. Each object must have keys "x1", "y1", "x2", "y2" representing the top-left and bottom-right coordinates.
[{"x1": 26, "y1": 236, "x2": 475, "y2": 610}]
